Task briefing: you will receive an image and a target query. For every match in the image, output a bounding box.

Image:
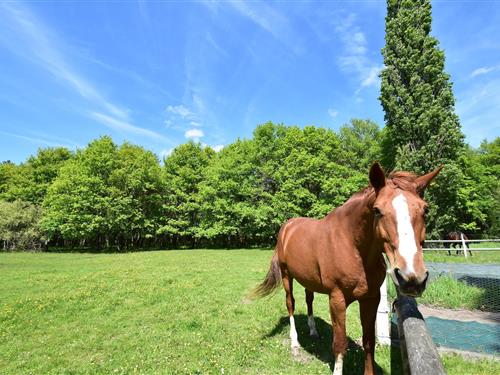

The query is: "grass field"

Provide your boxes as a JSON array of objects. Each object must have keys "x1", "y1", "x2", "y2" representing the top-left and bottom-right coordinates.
[{"x1": 1, "y1": 250, "x2": 499, "y2": 374}]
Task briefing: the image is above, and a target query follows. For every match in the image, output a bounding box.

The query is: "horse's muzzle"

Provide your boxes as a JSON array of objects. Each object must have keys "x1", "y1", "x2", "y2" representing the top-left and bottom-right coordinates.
[{"x1": 393, "y1": 268, "x2": 429, "y2": 297}]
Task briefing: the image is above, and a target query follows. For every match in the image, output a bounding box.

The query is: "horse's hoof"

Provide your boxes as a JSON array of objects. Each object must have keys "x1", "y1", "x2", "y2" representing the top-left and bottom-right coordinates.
[
  {"x1": 291, "y1": 346, "x2": 300, "y2": 356},
  {"x1": 310, "y1": 332, "x2": 320, "y2": 340}
]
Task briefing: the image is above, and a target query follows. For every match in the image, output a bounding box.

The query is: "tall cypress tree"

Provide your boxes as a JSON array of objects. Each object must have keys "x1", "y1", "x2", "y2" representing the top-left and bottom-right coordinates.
[
  {"x1": 380, "y1": 0, "x2": 464, "y2": 173},
  {"x1": 380, "y1": 0, "x2": 466, "y2": 237}
]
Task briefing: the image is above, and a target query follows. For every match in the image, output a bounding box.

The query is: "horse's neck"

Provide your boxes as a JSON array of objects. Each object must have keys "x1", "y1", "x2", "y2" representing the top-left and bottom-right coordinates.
[{"x1": 337, "y1": 196, "x2": 383, "y2": 266}]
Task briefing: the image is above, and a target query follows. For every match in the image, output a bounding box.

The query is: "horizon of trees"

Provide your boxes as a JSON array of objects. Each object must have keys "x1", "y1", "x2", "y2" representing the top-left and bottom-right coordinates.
[{"x1": 0, "y1": 120, "x2": 498, "y2": 251}]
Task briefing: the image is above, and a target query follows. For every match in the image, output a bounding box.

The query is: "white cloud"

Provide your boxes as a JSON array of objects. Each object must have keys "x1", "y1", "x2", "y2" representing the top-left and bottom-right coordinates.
[
  {"x1": 190, "y1": 121, "x2": 202, "y2": 127},
  {"x1": 361, "y1": 66, "x2": 382, "y2": 88},
  {"x1": 328, "y1": 108, "x2": 339, "y2": 118},
  {"x1": 184, "y1": 129, "x2": 204, "y2": 139},
  {"x1": 470, "y1": 66, "x2": 497, "y2": 78},
  {"x1": 212, "y1": 144, "x2": 224, "y2": 152},
  {"x1": 166, "y1": 104, "x2": 194, "y2": 119},
  {"x1": 90, "y1": 112, "x2": 169, "y2": 142},
  {"x1": 159, "y1": 148, "x2": 173, "y2": 160}
]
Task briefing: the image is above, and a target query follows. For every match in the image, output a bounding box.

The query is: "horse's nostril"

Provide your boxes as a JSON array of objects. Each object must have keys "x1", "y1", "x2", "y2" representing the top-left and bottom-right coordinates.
[
  {"x1": 421, "y1": 271, "x2": 430, "y2": 288},
  {"x1": 394, "y1": 268, "x2": 406, "y2": 285}
]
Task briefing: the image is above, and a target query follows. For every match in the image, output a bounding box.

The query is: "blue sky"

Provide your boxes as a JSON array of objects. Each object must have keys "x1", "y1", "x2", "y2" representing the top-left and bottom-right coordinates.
[{"x1": 1, "y1": 1, "x2": 499, "y2": 163}]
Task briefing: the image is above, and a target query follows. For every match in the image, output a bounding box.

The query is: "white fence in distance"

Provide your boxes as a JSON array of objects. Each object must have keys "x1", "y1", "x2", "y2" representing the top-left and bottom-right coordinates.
[{"x1": 424, "y1": 238, "x2": 500, "y2": 258}]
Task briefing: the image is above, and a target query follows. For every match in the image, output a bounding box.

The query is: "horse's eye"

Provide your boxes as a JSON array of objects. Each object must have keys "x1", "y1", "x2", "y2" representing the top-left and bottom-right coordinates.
[{"x1": 373, "y1": 207, "x2": 383, "y2": 218}]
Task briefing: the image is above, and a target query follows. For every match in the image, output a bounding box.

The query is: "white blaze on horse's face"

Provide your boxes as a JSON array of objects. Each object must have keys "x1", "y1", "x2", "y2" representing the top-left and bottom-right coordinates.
[
  {"x1": 385, "y1": 191, "x2": 429, "y2": 297},
  {"x1": 392, "y1": 193, "x2": 418, "y2": 276}
]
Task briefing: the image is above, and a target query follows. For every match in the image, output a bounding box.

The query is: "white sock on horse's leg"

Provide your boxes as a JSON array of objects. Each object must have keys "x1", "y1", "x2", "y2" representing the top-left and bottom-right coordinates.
[
  {"x1": 333, "y1": 353, "x2": 343, "y2": 375},
  {"x1": 289, "y1": 316, "x2": 299, "y2": 349},
  {"x1": 308, "y1": 314, "x2": 318, "y2": 337}
]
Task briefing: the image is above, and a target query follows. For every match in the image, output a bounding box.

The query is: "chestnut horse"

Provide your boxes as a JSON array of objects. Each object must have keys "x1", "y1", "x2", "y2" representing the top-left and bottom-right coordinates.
[{"x1": 253, "y1": 163, "x2": 442, "y2": 375}]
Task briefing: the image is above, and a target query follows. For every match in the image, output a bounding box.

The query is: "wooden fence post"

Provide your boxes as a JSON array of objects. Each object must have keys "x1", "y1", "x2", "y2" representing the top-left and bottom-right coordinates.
[{"x1": 394, "y1": 291, "x2": 447, "y2": 375}]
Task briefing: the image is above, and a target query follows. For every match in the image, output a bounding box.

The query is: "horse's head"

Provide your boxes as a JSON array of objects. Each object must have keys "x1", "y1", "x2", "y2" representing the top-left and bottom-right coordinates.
[{"x1": 369, "y1": 162, "x2": 443, "y2": 297}]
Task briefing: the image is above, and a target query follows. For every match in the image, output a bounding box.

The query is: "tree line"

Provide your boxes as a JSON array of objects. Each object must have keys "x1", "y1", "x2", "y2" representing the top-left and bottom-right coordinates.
[{"x1": 0, "y1": 120, "x2": 498, "y2": 251}]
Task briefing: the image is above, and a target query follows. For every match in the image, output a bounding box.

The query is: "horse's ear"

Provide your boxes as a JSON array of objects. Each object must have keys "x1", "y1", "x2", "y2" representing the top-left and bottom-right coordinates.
[
  {"x1": 416, "y1": 165, "x2": 444, "y2": 194},
  {"x1": 369, "y1": 162, "x2": 386, "y2": 193}
]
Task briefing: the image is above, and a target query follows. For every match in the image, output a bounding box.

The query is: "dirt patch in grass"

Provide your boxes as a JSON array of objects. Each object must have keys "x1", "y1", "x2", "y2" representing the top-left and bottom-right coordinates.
[{"x1": 420, "y1": 304, "x2": 500, "y2": 324}]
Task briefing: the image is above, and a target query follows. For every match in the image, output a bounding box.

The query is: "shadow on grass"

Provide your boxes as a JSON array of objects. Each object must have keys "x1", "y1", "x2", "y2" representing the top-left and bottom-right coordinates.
[{"x1": 264, "y1": 314, "x2": 388, "y2": 374}]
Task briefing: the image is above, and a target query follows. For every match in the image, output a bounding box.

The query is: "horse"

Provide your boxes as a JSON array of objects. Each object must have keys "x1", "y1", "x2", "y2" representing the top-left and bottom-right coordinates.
[
  {"x1": 444, "y1": 231, "x2": 471, "y2": 256},
  {"x1": 252, "y1": 162, "x2": 443, "y2": 375}
]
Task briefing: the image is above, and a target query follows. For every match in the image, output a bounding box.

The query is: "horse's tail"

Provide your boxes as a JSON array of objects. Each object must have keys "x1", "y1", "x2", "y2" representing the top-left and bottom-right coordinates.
[{"x1": 250, "y1": 250, "x2": 282, "y2": 299}]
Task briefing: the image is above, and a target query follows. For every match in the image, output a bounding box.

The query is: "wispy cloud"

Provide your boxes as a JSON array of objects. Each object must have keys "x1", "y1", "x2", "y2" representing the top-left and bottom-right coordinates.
[
  {"x1": 334, "y1": 13, "x2": 381, "y2": 91},
  {"x1": 455, "y1": 78, "x2": 500, "y2": 146},
  {"x1": 90, "y1": 112, "x2": 169, "y2": 142},
  {"x1": 166, "y1": 104, "x2": 194, "y2": 119},
  {"x1": 0, "y1": 3, "x2": 168, "y2": 144},
  {"x1": 224, "y1": 0, "x2": 302, "y2": 54},
  {"x1": 0, "y1": 130, "x2": 69, "y2": 148},
  {"x1": 0, "y1": 4, "x2": 130, "y2": 120},
  {"x1": 328, "y1": 108, "x2": 339, "y2": 118},
  {"x1": 470, "y1": 65, "x2": 498, "y2": 78}
]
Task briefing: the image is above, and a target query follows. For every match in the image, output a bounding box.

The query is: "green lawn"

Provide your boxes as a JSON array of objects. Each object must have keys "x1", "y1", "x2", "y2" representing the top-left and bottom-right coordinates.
[{"x1": 1, "y1": 250, "x2": 498, "y2": 374}]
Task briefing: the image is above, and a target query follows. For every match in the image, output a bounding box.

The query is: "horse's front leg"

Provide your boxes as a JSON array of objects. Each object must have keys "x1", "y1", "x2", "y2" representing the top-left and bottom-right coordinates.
[
  {"x1": 329, "y1": 290, "x2": 347, "y2": 375},
  {"x1": 359, "y1": 295, "x2": 380, "y2": 375}
]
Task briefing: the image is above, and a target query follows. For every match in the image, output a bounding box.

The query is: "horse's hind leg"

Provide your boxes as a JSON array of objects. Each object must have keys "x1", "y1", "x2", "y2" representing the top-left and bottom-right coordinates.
[
  {"x1": 305, "y1": 289, "x2": 319, "y2": 339},
  {"x1": 282, "y1": 273, "x2": 299, "y2": 353}
]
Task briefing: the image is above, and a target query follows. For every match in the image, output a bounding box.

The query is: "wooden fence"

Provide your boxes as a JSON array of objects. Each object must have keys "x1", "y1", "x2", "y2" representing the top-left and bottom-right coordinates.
[{"x1": 377, "y1": 281, "x2": 447, "y2": 374}]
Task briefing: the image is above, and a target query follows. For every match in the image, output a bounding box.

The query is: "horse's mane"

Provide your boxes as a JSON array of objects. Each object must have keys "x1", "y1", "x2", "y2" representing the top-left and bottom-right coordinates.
[
  {"x1": 386, "y1": 171, "x2": 418, "y2": 192},
  {"x1": 347, "y1": 171, "x2": 419, "y2": 204}
]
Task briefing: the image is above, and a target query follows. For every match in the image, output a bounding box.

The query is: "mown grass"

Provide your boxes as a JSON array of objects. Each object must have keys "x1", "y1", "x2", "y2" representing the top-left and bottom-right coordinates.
[
  {"x1": 1, "y1": 250, "x2": 498, "y2": 374},
  {"x1": 387, "y1": 274, "x2": 499, "y2": 311}
]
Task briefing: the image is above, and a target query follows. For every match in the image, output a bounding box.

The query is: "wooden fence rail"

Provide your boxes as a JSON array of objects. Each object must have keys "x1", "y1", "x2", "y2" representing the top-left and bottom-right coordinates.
[{"x1": 393, "y1": 291, "x2": 447, "y2": 375}]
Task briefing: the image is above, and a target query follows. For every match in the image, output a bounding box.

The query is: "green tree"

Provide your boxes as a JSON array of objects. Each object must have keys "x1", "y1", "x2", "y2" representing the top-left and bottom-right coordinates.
[
  {"x1": 0, "y1": 200, "x2": 44, "y2": 251},
  {"x1": 338, "y1": 119, "x2": 382, "y2": 171},
  {"x1": 0, "y1": 161, "x2": 18, "y2": 197},
  {"x1": 1, "y1": 148, "x2": 73, "y2": 204},
  {"x1": 41, "y1": 137, "x2": 118, "y2": 247},
  {"x1": 475, "y1": 138, "x2": 500, "y2": 236},
  {"x1": 380, "y1": 0, "x2": 464, "y2": 172},
  {"x1": 110, "y1": 143, "x2": 164, "y2": 249},
  {"x1": 198, "y1": 139, "x2": 261, "y2": 246},
  {"x1": 41, "y1": 137, "x2": 164, "y2": 249},
  {"x1": 159, "y1": 142, "x2": 213, "y2": 247},
  {"x1": 380, "y1": 0, "x2": 466, "y2": 237}
]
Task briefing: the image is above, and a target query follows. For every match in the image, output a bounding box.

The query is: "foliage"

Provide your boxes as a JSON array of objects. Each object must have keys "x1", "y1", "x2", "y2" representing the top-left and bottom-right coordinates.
[
  {"x1": 197, "y1": 122, "x2": 373, "y2": 246},
  {"x1": 0, "y1": 200, "x2": 44, "y2": 251},
  {"x1": 380, "y1": 0, "x2": 468, "y2": 237},
  {"x1": 40, "y1": 137, "x2": 164, "y2": 250},
  {"x1": 0, "y1": 148, "x2": 73, "y2": 204},
  {"x1": 159, "y1": 142, "x2": 214, "y2": 246}
]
